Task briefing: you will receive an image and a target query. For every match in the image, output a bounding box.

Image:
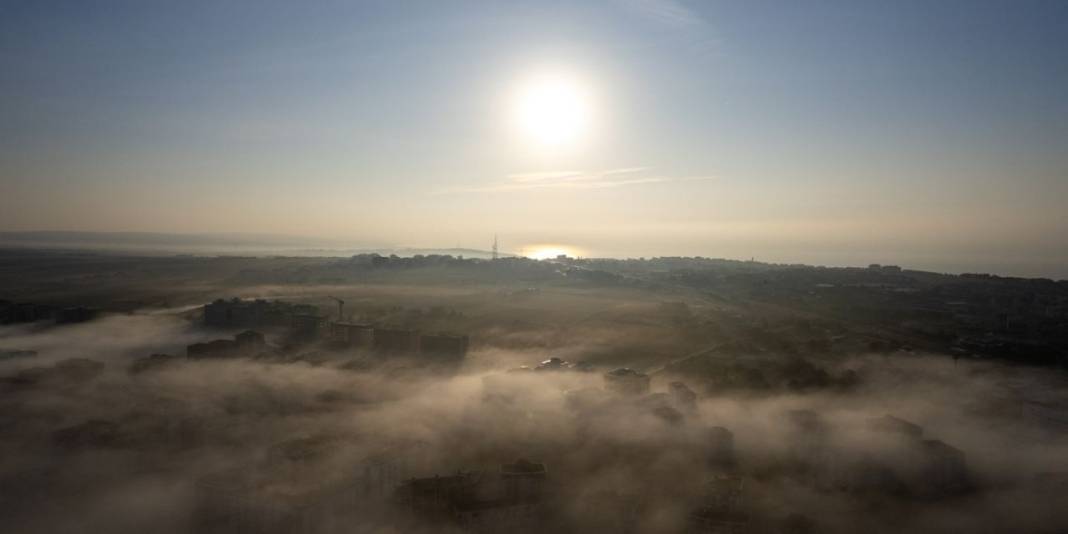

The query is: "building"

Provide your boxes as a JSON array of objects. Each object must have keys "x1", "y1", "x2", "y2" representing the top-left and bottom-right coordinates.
[
  {"x1": 535, "y1": 357, "x2": 569, "y2": 371},
  {"x1": 195, "y1": 441, "x2": 430, "y2": 534},
  {"x1": 128, "y1": 353, "x2": 180, "y2": 374},
  {"x1": 419, "y1": 333, "x2": 469, "y2": 361},
  {"x1": 689, "y1": 475, "x2": 749, "y2": 534},
  {"x1": 500, "y1": 459, "x2": 546, "y2": 503},
  {"x1": 669, "y1": 381, "x2": 698, "y2": 411},
  {"x1": 638, "y1": 393, "x2": 685, "y2": 425},
  {"x1": 374, "y1": 328, "x2": 420, "y2": 354},
  {"x1": 290, "y1": 314, "x2": 325, "y2": 342},
  {"x1": 188, "y1": 331, "x2": 267, "y2": 358},
  {"x1": 187, "y1": 339, "x2": 238, "y2": 358},
  {"x1": 203, "y1": 298, "x2": 319, "y2": 329},
  {"x1": 705, "y1": 426, "x2": 736, "y2": 470},
  {"x1": 0, "y1": 300, "x2": 54, "y2": 324},
  {"x1": 604, "y1": 368, "x2": 651, "y2": 396},
  {"x1": 395, "y1": 459, "x2": 549, "y2": 533},
  {"x1": 0, "y1": 349, "x2": 37, "y2": 361},
  {"x1": 235, "y1": 330, "x2": 266, "y2": 351},
  {"x1": 578, "y1": 490, "x2": 642, "y2": 533},
  {"x1": 360, "y1": 444, "x2": 429, "y2": 499},
  {"x1": 866, "y1": 414, "x2": 923, "y2": 438},
  {"x1": 330, "y1": 322, "x2": 374, "y2": 348},
  {"x1": 54, "y1": 306, "x2": 99, "y2": 324},
  {"x1": 822, "y1": 415, "x2": 971, "y2": 498},
  {"x1": 394, "y1": 472, "x2": 482, "y2": 521},
  {"x1": 916, "y1": 439, "x2": 969, "y2": 496},
  {"x1": 195, "y1": 469, "x2": 359, "y2": 534}
]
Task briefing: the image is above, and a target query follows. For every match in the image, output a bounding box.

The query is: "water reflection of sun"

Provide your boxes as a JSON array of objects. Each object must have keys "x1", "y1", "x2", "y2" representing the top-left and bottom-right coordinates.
[{"x1": 521, "y1": 245, "x2": 581, "y2": 260}]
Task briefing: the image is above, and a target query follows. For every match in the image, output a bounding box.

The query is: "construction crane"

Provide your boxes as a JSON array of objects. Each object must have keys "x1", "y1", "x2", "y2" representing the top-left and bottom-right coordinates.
[{"x1": 328, "y1": 296, "x2": 345, "y2": 322}]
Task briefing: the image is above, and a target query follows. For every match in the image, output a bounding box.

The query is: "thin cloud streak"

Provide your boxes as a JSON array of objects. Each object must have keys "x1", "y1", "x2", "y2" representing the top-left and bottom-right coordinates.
[
  {"x1": 508, "y1": 167, "x2": 649, "y2": 184},
  {"x1": 439, "y1": 167, "x2": 713, "y2": 194},
  {"x1": 620, "y1": 0, "x2": 704, "y2": 28}
]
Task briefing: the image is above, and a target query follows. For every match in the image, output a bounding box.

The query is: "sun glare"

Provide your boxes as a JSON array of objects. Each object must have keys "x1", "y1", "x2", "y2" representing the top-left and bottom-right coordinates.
[
  {"x1": 522, "y1": 245, "x2": 581, "y2": 260},
  {"x1": 511, "y1": 73, "x2": 592, "y2": 149}
]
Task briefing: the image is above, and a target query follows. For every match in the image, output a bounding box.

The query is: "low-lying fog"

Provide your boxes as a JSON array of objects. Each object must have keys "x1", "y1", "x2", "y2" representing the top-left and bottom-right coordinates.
[{"x1": 1, "y1": 312, "x2": 1066, "y2": 533}]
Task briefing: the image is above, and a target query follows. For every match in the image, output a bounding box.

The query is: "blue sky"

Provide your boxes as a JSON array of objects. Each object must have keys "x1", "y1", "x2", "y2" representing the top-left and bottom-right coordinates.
[{"x1": 2, "y1": 0, "x2": 1067, "y2": 276}]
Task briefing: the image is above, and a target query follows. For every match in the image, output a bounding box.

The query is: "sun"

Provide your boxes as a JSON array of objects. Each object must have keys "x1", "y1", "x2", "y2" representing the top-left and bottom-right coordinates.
[
  {"x1": 521, "y1": 244, "x2": 582, "y2": 260},
  {"x1": 511, "y1": 73, "x2": 592, "y2": 149}
]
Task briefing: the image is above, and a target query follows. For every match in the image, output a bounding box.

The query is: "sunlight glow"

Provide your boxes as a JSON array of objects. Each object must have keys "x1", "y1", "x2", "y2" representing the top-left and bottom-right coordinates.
[
  {"x1": 511, "y1": 72, "x2": 592, "y2": 149},
  {"x1": 521, "y1": 244, "x2": 581, "y2": 260}
]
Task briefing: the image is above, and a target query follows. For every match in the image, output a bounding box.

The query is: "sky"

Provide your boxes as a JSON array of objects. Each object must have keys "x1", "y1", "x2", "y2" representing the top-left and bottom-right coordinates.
[{"x1": 1, "y1": 0, "x2": 1067, "y2": 277}]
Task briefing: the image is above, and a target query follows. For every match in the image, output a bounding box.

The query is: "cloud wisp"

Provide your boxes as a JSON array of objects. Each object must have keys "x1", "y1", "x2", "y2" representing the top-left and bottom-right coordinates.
[
  {"x1": 620, "y1": 0, "x2": 705, "y2": 28},
  {"x1": 441, "y1": 167, "x2": 713, "y2": 194}
]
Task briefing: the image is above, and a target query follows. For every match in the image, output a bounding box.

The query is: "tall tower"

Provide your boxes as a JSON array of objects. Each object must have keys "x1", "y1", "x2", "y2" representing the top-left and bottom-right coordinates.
[{"x1": 492, "y1": 234, "x2": 499, "y2": 260}]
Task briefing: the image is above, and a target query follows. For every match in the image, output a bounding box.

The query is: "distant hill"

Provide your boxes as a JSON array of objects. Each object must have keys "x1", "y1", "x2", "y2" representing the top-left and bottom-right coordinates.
[{"x1": 0, "y1": 231, "x2": 507, "y2": 259}]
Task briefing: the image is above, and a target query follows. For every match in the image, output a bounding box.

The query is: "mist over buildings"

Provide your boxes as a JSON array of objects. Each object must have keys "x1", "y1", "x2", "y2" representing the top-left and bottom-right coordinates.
[
  {"x1": 3, "y1": 1, "x2": 1068, "y2": 531},
  {"x1": 1, "y1": 254, "x2": 1067, "y2": 532}
]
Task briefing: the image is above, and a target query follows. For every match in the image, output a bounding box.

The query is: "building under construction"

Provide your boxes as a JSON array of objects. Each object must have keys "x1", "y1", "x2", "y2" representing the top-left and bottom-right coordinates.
[
  {"x1": 201, "y1": 298, "x2": 469, "y2": 362},
  {"x1": 329, "y1": 322, "x2": 374, "y2": 348},
  {"x1": 419, "y1": 333, "x2": 469, "y2": 361},
  {"x1": 373, "y1": 328, "x2": 421, "y2": 354}
]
